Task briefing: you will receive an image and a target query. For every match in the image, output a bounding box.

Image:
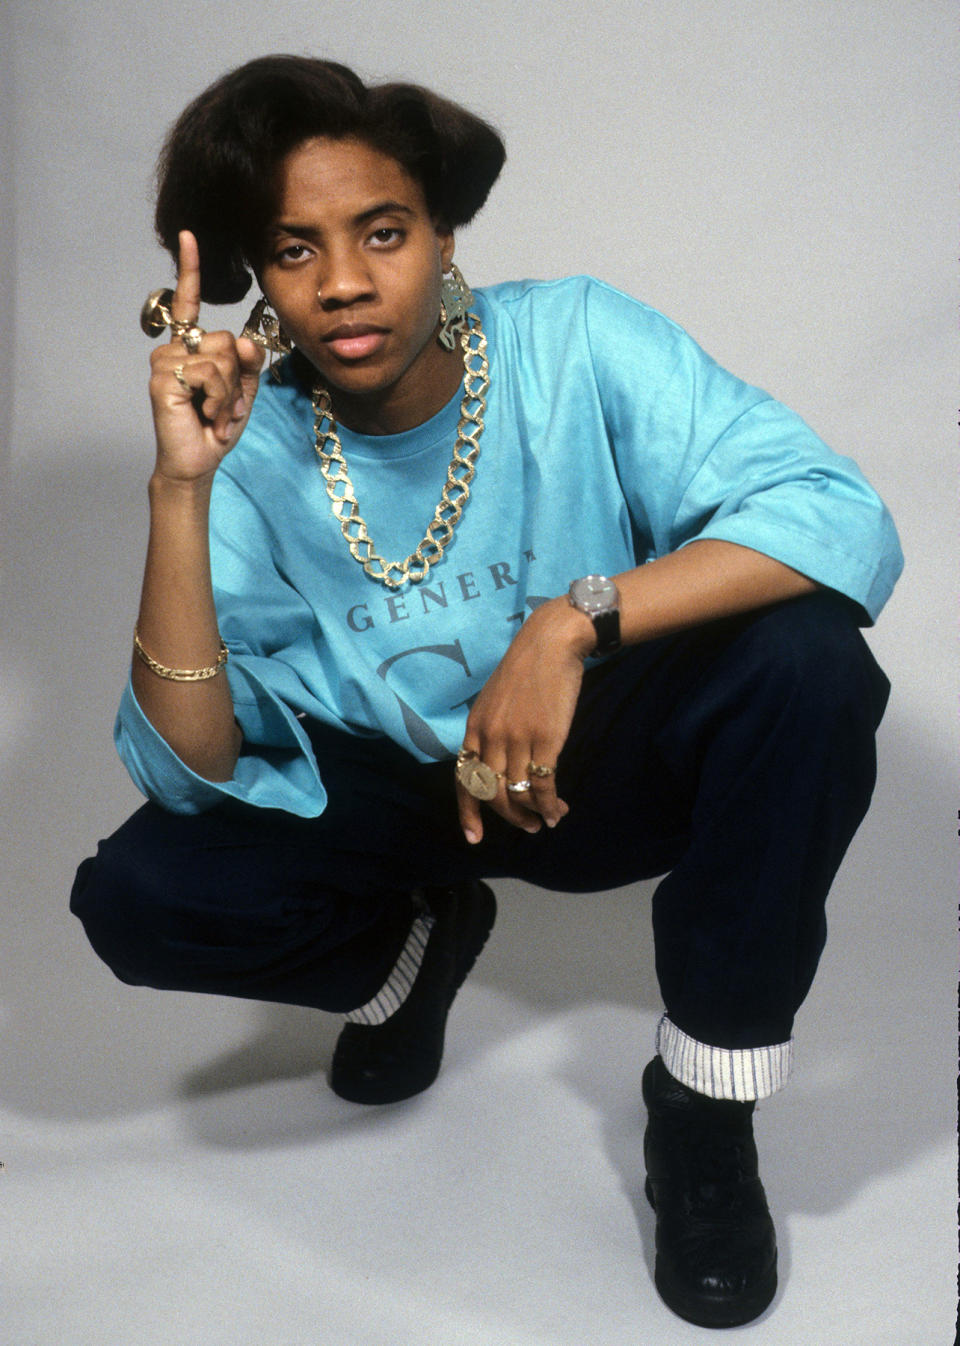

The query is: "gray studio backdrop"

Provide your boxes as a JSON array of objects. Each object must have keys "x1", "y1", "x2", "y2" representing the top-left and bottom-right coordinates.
[{"x1": 2, "y1": 0, "x2": 955, "y2": 1278}]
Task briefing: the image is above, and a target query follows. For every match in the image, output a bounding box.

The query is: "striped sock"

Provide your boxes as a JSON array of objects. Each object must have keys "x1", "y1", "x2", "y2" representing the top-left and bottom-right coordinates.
[{"x1": 344, "y1": 909, "x2": 436, "y2": 1027}]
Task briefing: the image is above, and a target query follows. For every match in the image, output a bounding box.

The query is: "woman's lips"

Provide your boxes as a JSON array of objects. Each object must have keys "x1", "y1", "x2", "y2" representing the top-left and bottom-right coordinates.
[{"x1": 322, "y1": 326, "x2": 388, "y2": 360}]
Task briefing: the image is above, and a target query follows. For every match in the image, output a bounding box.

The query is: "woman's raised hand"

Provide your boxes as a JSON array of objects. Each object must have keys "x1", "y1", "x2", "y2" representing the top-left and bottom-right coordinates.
[{"x1": 148, "y1": 231, "x2": 265, "y2": 483}]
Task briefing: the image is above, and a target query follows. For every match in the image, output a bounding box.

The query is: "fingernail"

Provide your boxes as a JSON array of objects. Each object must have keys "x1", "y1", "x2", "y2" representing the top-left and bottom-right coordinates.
[{"x1": 465, "y1": 829, "x2": 480, "y2": 845}]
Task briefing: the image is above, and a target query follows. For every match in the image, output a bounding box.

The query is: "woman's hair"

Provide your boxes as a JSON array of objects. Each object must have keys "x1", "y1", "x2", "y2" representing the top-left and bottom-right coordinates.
[{"x1": 154, "y1": 55, "x2": 506, "y2": 304}]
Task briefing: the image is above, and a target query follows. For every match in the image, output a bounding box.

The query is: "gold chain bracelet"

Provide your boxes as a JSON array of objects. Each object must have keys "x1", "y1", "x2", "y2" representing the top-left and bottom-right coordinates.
[{"x1": 133, "y1": 627, "x2": 228, "y2": 682}]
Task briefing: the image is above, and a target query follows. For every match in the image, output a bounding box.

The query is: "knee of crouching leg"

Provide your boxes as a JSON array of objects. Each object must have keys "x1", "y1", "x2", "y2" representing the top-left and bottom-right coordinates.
[
  {"x1": 69, "y1": 847, "x2": 165, "y2": 987},
  {"x1": 744, "y1": 591, "x2": 890, "y2": 727}
]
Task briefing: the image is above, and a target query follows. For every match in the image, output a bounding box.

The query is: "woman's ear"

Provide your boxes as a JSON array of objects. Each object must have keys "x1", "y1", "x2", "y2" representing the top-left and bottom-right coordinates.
[{"x1": 435, "y1": 223, "x2": 455, "y2": 272}]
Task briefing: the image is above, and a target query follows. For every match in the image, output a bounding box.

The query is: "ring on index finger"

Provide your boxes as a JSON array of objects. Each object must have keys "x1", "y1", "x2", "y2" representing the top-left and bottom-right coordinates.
[
  {"x1": 527, "y1": 761, "x2": 556, "y2": 778},
  {"x1": 139, "y1": 287, "x2": 205, "y2": 352},
  {"x1": 171, "y1": 319, "x2": 205, "y2": 353},
  {"x1": 506, "y1": 779, "x2": 532, "y2": 794}
]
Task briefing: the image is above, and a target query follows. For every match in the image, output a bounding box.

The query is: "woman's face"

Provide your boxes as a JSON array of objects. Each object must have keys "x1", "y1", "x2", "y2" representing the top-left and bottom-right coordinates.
[{"x1": 259, "y1": 136, "x2": 459, "y2": 433}]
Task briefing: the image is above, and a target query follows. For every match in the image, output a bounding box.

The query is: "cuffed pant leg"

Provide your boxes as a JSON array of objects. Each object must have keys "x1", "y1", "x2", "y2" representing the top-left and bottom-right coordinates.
[
  {"x1": 649, "y1": 592, "x2": 890, "y2": 1052},
  {"x1": 655, "y1": 1015, "x2": 794, "y2": 1101}
]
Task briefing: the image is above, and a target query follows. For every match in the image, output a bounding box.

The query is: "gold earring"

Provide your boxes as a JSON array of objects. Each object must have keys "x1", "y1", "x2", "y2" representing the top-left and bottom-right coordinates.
[
  {"x1": 242, "y1": 297, "x2": 293, "y2": 382},
  {"x1": 437, "y1": 265, "x2": 473, "y2": 350}
]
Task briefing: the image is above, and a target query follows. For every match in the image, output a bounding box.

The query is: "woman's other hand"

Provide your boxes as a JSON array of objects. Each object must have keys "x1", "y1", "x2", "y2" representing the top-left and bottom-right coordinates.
[
  {"x1": 148, "y1": 231, "x2": 264, "y2": 483},
  {"x1": 455, "y1": 597, "x2": 595, "y2": 844}
]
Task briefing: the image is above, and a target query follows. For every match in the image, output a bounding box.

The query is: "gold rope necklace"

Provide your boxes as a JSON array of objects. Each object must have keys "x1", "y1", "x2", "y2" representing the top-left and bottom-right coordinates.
[{"x1": 311, "y1": 310, "x2": 489, "y2": 590}]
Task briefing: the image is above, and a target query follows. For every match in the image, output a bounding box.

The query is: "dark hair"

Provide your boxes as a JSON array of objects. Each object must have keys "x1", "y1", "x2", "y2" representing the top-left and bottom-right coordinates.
[{"x1": 154, "y1": 55, "x2": 506, "y2": 304}]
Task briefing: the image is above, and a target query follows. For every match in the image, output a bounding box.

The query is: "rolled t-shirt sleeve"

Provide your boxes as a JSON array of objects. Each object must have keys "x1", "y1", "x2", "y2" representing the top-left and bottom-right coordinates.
[
  {"x1": 669, "y1": 397, "x2": 902, "y2": 622},
  {"x1": 583, "y1": 279, "x2": 903, "y2": 622},
  {"x1": 114, "y1": 666, "x2": 327, "y2": 817}
]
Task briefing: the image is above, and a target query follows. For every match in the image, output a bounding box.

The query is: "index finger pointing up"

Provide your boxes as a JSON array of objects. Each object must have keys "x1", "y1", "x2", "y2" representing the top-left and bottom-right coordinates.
[{"x1": 171, "y1": 230, "x2": 202, "y2": 326}]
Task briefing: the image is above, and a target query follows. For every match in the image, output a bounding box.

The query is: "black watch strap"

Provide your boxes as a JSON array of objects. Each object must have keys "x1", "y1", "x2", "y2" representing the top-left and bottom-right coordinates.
[{"x1": 591, "y1": 607, "x2": 621, "y2": 657}]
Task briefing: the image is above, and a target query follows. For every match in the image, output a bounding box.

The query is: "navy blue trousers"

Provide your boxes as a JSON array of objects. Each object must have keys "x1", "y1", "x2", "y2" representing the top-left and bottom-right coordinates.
[{"x1": 71, "y1": 592, "x2": 889, "y2": 1050}]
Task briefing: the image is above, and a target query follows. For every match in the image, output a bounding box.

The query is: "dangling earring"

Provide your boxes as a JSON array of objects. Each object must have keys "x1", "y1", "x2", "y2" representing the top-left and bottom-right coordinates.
[
  {"x1": 437, "y1": 264, "x2": 473, "y2": 351},
  {"x1": 242, "y1": 297, "x2": 294, "y2": 382}
]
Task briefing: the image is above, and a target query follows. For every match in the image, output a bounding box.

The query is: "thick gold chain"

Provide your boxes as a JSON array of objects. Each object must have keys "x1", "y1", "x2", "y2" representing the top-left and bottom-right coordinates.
[{"x1": 311, "y1": 311, "x2": 489, "y2": 589}]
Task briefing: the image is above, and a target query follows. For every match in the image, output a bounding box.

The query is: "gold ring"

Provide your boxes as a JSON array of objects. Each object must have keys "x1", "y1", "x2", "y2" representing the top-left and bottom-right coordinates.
[
  {"x1": 174, "y1": 364, "x2": 190, "y2": 392},
  {"x1": 140, "y1": 287, "x2": 175, "y2": 337},
  {"x1": 172, "y1": 320, "x2": 205, "y2": 354},
  {"x1": 506, "y1": 779, "x2": 531, "y2": 794},
  {"x1": 527, "y1": 761, "x2": 556, "y2": 777},
  {"x1": 455, "y1": 748, "x2": 502, "y2": 802},
  {"x1": 139, "y1": 288, "x2": 205, "y2": 352}
]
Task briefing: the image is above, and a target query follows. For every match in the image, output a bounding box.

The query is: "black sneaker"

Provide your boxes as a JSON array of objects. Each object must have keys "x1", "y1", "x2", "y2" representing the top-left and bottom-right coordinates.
[
  {"x1": 330, "y1": 881, "x2": 496, "y2": 1105},
  {"x1": 642, "y1": 1055, "x2": 778, "y2": 1328}
]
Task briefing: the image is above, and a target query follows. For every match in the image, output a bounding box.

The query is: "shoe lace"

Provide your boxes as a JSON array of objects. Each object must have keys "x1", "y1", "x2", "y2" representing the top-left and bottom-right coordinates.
[{"x1": 687, "y1": 1130, "x2": 750, "y2": 1214}]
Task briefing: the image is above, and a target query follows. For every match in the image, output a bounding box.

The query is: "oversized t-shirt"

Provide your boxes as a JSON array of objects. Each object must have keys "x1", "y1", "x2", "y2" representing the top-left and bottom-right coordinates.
[{"x1": 116, "y1": 276, "x2": 903, "y2": 816}]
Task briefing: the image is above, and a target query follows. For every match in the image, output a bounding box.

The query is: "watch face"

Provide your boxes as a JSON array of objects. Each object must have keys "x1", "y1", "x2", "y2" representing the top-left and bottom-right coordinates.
[{"x1": 570, "y1": 574, "x2": 618, "y2": 614}]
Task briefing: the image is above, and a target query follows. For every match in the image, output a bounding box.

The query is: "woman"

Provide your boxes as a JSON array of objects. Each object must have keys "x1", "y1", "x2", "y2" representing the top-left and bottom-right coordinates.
[{"x1": 71, "y1": 55, "x2": 901, "y2": 1329}]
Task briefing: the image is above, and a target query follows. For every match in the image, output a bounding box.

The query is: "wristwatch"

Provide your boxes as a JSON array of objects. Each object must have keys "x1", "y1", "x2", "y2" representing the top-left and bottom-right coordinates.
[{"x1": 567, "y1": 574, "x2": 621, "y2": 656}]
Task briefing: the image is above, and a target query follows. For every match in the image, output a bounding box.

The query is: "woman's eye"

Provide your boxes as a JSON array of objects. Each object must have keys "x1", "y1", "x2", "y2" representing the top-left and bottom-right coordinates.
[
  {"x1": 277, "y1": 243, "x2": 310, "y2": 263},
  {"x1": 370, "y1": 227, "x2": 403, "y2": 246}
]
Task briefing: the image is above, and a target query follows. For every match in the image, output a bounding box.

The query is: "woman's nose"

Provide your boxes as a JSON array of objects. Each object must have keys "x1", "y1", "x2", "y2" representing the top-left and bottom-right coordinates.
[{"x1": 317, "y1": 248, "x2": 375, "y2": 307}]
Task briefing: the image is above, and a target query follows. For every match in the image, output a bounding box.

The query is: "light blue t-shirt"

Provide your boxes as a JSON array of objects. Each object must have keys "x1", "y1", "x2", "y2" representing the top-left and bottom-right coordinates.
[{"x1": 117, "y1": 277, "x2": 903, "y2": 816}]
